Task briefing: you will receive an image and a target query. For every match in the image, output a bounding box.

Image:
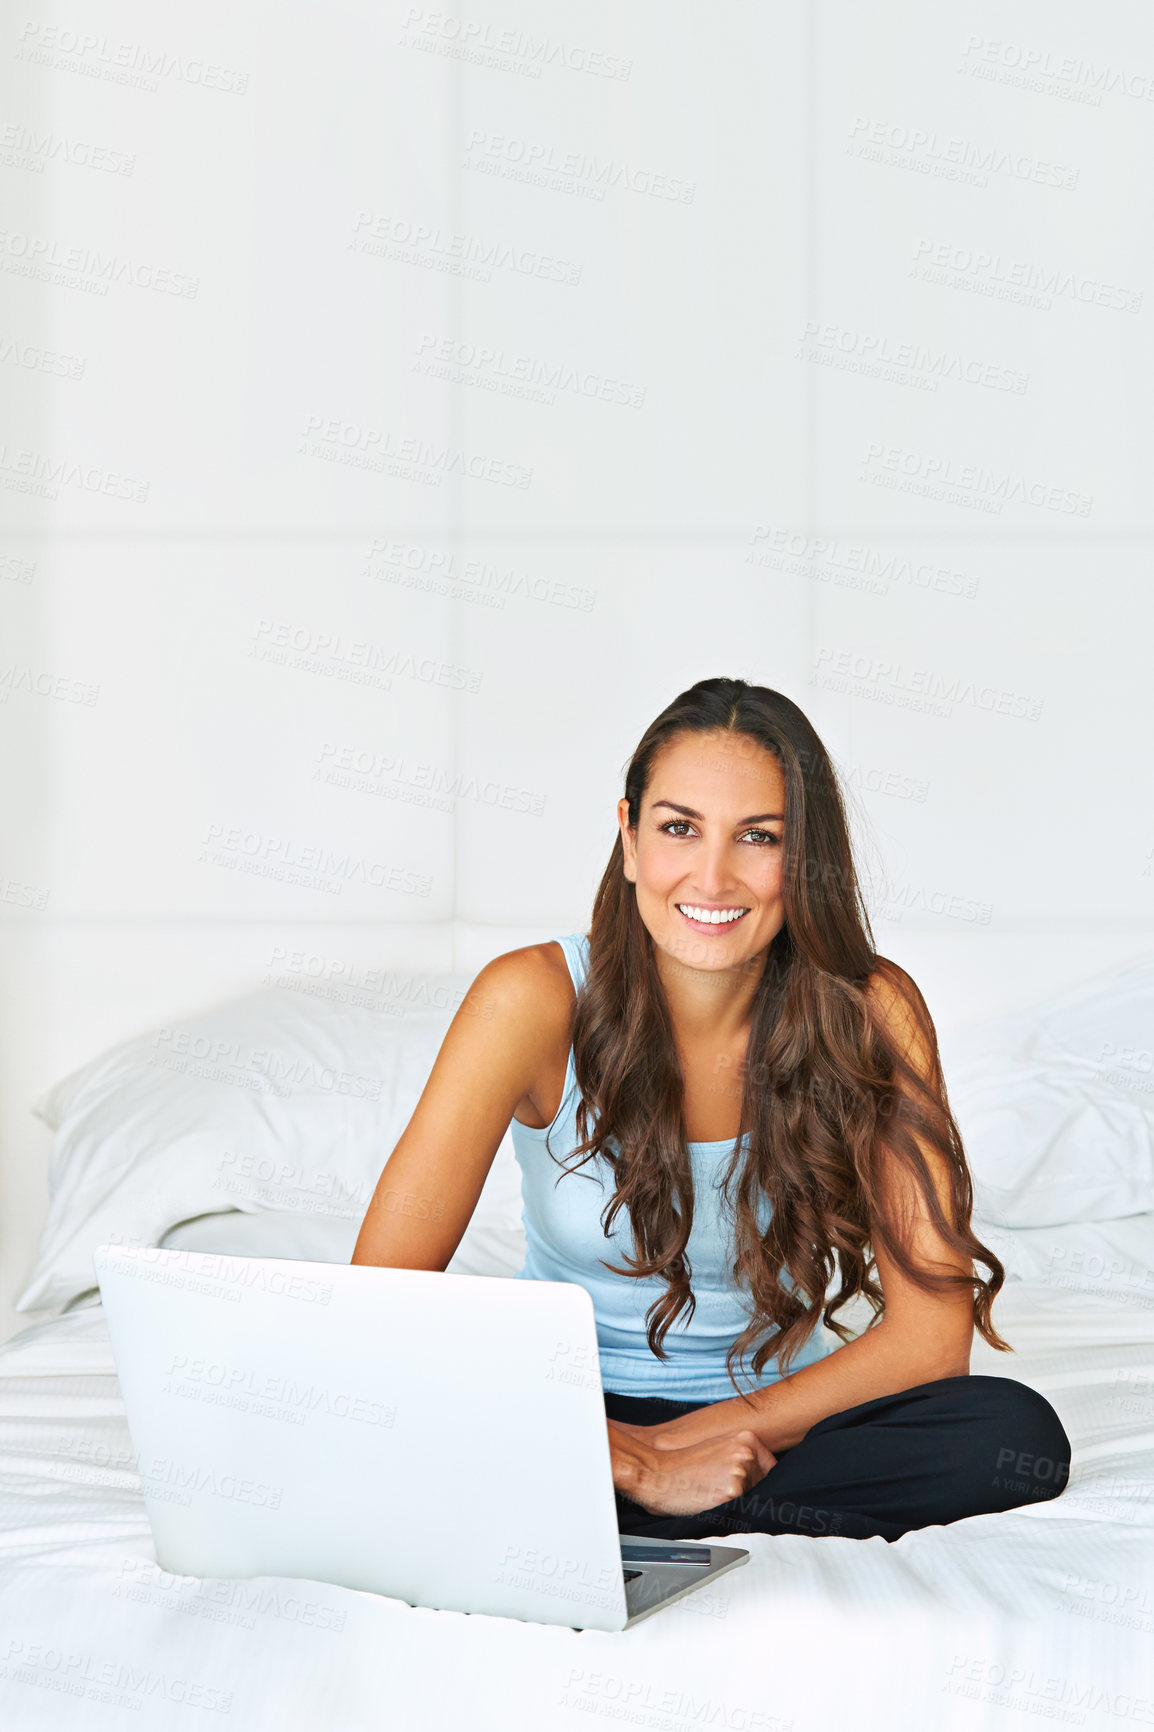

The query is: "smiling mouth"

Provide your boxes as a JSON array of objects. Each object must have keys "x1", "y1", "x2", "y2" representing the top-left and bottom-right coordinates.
[{"x1": 676, "y1": 904, "x2": 750, "y2": 930}]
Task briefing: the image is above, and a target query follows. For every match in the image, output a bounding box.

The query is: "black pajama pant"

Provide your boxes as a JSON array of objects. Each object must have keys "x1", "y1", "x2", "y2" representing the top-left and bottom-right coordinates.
[{"x1": 605, "y1": 1374, "x2": 1072, "y2": 1543}]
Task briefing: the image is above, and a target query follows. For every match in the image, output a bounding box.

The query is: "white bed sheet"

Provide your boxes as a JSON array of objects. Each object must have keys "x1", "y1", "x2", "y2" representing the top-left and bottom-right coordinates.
[{"x1": 1, "y1": 1285, "x2": 1152, "y2": 1732}]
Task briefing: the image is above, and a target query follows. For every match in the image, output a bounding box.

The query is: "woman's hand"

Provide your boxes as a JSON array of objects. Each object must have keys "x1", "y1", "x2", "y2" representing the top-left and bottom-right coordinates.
[
  {"x1": 607, "y1": 1419, "x2": 777, "y2": 1518},
  {"x1": 608, "y1": 1406, "x2": 754, "y2": 1454}
]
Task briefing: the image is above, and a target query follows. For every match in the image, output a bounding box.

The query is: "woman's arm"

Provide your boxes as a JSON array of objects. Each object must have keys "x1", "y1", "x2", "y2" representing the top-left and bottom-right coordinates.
[
  {"x1": 634, "y1": 966, "x2": 977, "y2": 1457},
  {"x1": 350, "y1": 949, "x2": 560, "y2": 1271}
]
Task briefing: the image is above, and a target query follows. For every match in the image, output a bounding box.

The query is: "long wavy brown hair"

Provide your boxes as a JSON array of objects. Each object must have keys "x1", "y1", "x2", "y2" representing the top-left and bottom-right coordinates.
[{"x1": 547, "y1": 676, "x2": 1010, "y2": 1401}]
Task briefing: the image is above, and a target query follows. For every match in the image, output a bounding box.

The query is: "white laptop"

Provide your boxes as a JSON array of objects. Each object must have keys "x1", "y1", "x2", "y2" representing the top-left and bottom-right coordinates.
[{"x1": 93, "y1": 1245, "x2": 749, "y2": 1632}]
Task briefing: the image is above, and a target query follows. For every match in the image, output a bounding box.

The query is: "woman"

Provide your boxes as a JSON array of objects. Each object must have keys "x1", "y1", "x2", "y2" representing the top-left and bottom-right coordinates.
[{"x1": 352, "y1": 677, "x2": 1071, "y2": 1542}]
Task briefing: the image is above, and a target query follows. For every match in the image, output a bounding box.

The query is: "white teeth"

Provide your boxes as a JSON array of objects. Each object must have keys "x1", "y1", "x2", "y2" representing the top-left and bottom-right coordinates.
[{"x1": 677, "y1": 905, "x2": 748, "y2": 925}]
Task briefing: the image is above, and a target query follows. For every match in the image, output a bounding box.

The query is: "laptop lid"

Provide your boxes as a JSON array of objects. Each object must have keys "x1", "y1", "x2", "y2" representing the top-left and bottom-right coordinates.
[{"x1": 94, "y1": 1245, "x2": 634, "y2": 1630}]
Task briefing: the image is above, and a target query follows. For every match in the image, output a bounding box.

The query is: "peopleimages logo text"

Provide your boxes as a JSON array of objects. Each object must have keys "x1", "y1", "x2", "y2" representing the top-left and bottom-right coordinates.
[{"x1": 861, "y1": 443, "x2": 1092, "y2": 515}]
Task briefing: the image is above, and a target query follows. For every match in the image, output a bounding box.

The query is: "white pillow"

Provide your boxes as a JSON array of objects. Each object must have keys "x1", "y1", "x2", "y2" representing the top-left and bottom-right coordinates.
[
  {"x1": 950, "y1": 1056, "x2": 1154, "y2": 1227},
  {"x1": 19, "y1": 979, "x2": 526, "y2": 1315},
  {"x1": 26, "y1": 947, "x2": 1154, "y2": 1312},
  {"x1": 158, "y1": 1206, "x2": 526, "y2": 1279},
  {"x1": 974, "y1": 1212, "x2": 1154, "y2": 1305},
  {"x1": 1020, "y1": 950, "x2": 1154, "y2": 1078},
  {"x1": 943, "y1": 950, "x2": 1154, "y2": 1076},
  {"x1": 946, "y1": 951, "x2": 1154, "y2": 1228}
]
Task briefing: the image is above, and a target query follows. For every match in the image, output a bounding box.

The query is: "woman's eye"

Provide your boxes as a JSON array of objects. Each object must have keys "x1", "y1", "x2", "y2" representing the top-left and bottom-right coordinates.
[{"x1": 658, "y1": 821, "x2": 780, "y2": 845}]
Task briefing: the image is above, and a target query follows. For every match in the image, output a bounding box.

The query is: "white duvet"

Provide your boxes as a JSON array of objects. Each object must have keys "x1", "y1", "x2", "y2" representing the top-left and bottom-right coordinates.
[
  {"x1": 1, "y1": 1280, "x2": 1153, "y2": 1732},
  {"x1": 6, "y1": 955, "x2": 1154, "y2": 1728}
]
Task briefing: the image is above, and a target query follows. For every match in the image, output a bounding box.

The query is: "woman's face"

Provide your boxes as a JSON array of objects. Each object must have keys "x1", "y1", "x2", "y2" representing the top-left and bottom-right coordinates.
[{"x1": 617, "y1": 729, "x2": 788, "y2": 972}]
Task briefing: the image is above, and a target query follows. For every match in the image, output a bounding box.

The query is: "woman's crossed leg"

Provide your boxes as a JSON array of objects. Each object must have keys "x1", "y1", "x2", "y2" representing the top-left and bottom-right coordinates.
[{"x1": 607, "y1": 1375, "x2": 1072, "y2": 1542}]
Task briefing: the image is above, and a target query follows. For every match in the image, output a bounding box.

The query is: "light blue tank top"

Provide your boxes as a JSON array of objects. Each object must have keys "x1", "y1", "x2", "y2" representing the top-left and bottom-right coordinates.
[{"x1": 510, "y1": 933, "x2": 829, "y2": 1400}]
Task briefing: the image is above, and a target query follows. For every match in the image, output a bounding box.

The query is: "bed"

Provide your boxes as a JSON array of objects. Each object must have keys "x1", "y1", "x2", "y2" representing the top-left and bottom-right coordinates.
[{"x1": 2, "y1": 955, "x2": 1153, "y2": 1729}]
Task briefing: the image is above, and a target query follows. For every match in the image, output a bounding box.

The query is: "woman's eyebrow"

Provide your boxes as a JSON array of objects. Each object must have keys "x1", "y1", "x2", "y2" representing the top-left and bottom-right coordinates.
[{"x1": 652, "y1": 800, "x2": 785, "y2": 823}]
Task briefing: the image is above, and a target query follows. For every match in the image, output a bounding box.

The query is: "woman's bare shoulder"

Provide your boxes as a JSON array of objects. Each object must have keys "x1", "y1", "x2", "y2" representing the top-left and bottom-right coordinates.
[
  {"x1": 863, "y1": 954, "x2": 921, "y2": 1007},
  {"x1": 472, "y1": 941, "x2": 577, "y2": 1035},
  {"x1": 863, "y1": 955, "x2": 935, "y2": 1010},
  {"x1": 861, "y1": 956, "x2": 937, "y2": 1074},
  {"x1": 474, "y1": 943, "x2": 577, "y2": 1128}
]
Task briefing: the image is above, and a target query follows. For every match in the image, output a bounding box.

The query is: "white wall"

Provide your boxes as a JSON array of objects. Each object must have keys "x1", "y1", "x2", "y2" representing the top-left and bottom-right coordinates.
[{"x1": 3, "y1": 0, "x2": 1153, "y2": 1341}]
